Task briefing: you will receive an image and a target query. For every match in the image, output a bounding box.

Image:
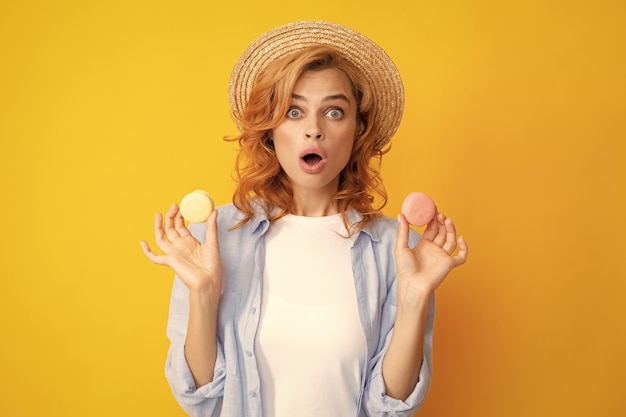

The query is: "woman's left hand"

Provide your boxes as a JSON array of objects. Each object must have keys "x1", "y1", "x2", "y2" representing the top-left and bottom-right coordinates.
[{"x1": 394, "y1": 212, "x2": 468, "y2": 303}]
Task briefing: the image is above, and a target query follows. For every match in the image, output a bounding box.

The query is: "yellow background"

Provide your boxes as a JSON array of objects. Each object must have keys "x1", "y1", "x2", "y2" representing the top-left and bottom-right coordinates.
[{"x1": 1, "y1": 0, "x2": 624, "y2": 416}]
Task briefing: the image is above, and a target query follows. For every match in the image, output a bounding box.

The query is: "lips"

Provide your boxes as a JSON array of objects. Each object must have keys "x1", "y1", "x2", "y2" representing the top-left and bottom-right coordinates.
[{"x1": 299, "y1": 147, "x2": 327, "y2": 174}]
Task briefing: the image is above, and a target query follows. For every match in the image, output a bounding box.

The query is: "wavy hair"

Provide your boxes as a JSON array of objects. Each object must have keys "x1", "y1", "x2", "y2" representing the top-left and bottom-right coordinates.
[{"x1": 226, "y1": 45, "x2": 389, "y2": 233}]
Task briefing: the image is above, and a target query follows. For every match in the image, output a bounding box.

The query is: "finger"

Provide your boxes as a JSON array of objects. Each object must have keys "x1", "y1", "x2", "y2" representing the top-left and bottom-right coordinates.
[
  {"x1": 394, "y1": 213, "x2": 410, "y2": 253},
  {"x1": 139, "y1": 240, "x2": 169, "y2": 266},
  {"x1": 421, "y1": 213, "x2": 439, "y2": 241},
  {"x1": 163, "y1": 204, "x2": 182, "y2": 242},
  {"x1": 174, "y1": 208, "x2": 191, "y2": 238},
  {"x1": 452, "y1": 236, "x2": 469, "y2": 267},
  {"x1": 442, "y1": 217, "x2": 458, "y2": 254},
  {"x1": 154, "y1": 213, "x2": 173, "y2": 253},
  {"x1": 204, "y1": 209, "x2": 220, "y2": 248},
  {"x1": 432, "y1": 213, "x2": 448, "y2": 246}
]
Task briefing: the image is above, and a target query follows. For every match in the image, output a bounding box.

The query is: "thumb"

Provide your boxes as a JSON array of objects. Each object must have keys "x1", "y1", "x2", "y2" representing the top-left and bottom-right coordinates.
[
  {"x1": 204, "y1": 209, "x2": 219, "y2": 247},
  {"x1": 395, "y1": 213, "x2": 410, "y2": 254}
]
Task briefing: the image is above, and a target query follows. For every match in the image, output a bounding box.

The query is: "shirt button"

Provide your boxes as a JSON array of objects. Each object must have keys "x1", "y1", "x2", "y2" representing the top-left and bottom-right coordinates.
[
  {"x1": 250, "y1": 307, "x2": 257, "y2": 314},
  {"x1": 246, "y1": 350, "x2": 253, "y2": 357},
  {"x1": 249, "y1": 391, "x2": 256, "y2": 398}
]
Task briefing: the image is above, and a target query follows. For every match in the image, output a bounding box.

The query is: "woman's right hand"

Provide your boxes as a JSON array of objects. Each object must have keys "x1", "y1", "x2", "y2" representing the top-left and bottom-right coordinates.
[{"x1": 140, "y1": 204, "x2": 222, "y2": 294}]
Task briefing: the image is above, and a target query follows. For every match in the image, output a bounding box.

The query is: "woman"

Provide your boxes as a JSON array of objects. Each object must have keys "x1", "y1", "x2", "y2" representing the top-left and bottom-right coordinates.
[{"x1": 141, "y1": 21, "x2": 468, "y2": 417}]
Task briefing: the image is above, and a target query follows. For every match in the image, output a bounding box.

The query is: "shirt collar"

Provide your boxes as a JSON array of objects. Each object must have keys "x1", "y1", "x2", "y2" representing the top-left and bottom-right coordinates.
[
  {"x1": 246, "y1": 201, "x2": 381, "y2": 242},
  {"x1": 347, "y1": 210, "x2": 381, "y2": 243}
]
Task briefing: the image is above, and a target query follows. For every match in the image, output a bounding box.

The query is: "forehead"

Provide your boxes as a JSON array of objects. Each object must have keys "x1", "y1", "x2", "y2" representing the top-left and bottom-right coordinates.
[{"x1": 292, "y1": 68, "x2": 355, "y2": 98}]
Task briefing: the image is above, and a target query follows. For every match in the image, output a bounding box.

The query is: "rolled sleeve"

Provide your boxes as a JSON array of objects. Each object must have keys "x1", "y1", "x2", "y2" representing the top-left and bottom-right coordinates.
[
  {"x1": 165, "y1": 339, "x2": 227, "y2": 404},
  {"x1": 362, "y1": 294, "x2": 435, "y2": 416},
  {"x1": 364, "y1": 354, "x2": 432, "y2": 416},
  {"x1": 164, "y1": 275, "x2": 226, "y2": 416}
]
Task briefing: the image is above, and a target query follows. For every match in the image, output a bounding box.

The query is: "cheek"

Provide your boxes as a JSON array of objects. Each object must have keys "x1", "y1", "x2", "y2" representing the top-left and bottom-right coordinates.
[
  {"x1": 335, "y1": 137, "x2": 355, "y2": 167},
  {"x1": 270, "y1": 123, "x2": 294, "y2": 144},
  {"x1": 339, "y1": 125, "x2": 357, "y2": 151},
  {"x1": 272, "y1": 135, "x2": 296, "y2": 166}
]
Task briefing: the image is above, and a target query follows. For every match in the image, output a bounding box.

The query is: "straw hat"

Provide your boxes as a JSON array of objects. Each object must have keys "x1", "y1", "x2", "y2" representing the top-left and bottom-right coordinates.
[{"x1": 228, "y1": 20, "x2": 404, "y2": 150}]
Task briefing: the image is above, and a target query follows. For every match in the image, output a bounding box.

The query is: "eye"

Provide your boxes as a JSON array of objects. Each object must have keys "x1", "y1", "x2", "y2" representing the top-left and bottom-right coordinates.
[
  {"x1": 326, "y1": 108, "x2": 344, "y2": 119},
  {"x1": 287, "y1": 107, "x2": 302, "y2": 119}
]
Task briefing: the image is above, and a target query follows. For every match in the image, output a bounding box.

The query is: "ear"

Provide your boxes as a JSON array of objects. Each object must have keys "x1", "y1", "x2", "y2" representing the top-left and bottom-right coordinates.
[{"x1": 356, "y1": 118, "x2": 366, "y2": 137}]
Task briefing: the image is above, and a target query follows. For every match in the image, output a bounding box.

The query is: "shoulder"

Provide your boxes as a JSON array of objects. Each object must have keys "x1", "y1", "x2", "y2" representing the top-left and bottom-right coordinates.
[
  {"x1": 187, "y1": 203, "x2": 264, "y2": 242},
  {"x1": 360, "y1": 214, "x2": 420, "y2": 248},
  {"x1": 367, "y1": 214, "x2": 398, "y2": 236},
  {"x1": 215, "y1": 203, "x2": 246, "y2": 229}
]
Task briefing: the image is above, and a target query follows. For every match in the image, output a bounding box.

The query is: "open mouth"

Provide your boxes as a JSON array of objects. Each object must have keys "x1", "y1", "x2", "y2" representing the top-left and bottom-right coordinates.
[
  {"x1": 299, "y1": 148, "x2": 327, "y2": 173},
  {"x1": 302, "y1": 153, "x2": 323, "y2": 166}
]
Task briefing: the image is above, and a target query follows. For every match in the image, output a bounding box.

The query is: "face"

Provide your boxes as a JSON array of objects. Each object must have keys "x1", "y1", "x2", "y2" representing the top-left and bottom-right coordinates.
[{"x1": 271, "y1": 68, "x2": 358, "y2": 198}]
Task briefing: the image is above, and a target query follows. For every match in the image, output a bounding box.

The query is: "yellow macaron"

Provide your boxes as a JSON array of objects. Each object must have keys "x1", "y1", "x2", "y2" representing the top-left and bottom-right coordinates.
[{"x1": 179, "y1": 190, "x2": 214, "y2": 223}]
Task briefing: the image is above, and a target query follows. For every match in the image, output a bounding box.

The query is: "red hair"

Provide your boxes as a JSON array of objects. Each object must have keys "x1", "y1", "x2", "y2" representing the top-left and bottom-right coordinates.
[{"x1": 226, "y1": 45, "x2": 389, "y2": 232}]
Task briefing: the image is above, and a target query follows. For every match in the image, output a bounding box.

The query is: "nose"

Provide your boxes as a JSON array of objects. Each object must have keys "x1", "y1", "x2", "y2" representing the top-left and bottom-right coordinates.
[{"x1": 304, "y1": 116, "x2": 324, "y2": 140}]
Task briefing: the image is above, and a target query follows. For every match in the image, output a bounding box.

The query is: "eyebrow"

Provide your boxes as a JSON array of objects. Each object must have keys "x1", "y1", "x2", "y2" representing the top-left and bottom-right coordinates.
[{"x1": 291, "y1": 93, "x2": 352, "y2": 104}]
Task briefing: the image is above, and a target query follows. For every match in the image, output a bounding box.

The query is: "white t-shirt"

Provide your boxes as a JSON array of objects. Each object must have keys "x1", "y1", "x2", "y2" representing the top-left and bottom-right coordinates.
[{"x1": 256, "y1": 213, "x2": 367, "y2": 416}]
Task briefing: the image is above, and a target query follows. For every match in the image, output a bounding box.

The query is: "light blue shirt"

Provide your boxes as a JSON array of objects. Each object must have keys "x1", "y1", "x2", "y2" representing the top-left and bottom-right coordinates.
[{"x1": 165, "y1": 203, "x2": 435, "y2": 417}]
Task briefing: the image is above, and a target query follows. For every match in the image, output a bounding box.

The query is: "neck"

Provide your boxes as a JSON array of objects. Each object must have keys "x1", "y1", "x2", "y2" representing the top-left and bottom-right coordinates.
[{"x1": 291, "y1": 188, "x2": 339, "y2": 217}]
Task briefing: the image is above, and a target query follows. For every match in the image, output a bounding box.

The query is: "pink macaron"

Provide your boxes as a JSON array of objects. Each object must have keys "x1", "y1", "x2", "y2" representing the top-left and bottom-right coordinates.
[{"x1": 401, "y1": 192, "x2": 437, "y2": 226}]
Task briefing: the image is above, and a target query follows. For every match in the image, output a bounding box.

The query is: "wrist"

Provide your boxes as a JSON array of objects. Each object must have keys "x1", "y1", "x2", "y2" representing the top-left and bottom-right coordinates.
[
  {"x1": 189, "y1": 285, "x2": 221, "y2": 309},
  {"x1": 396, "y1": 281, "x2": 432, "y2": 314}
]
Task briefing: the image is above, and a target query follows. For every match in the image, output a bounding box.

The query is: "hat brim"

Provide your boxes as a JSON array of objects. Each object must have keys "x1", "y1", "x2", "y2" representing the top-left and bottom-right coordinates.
[{"x1": 228, "y1": 20, "x2": 404, "y2": 150}]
